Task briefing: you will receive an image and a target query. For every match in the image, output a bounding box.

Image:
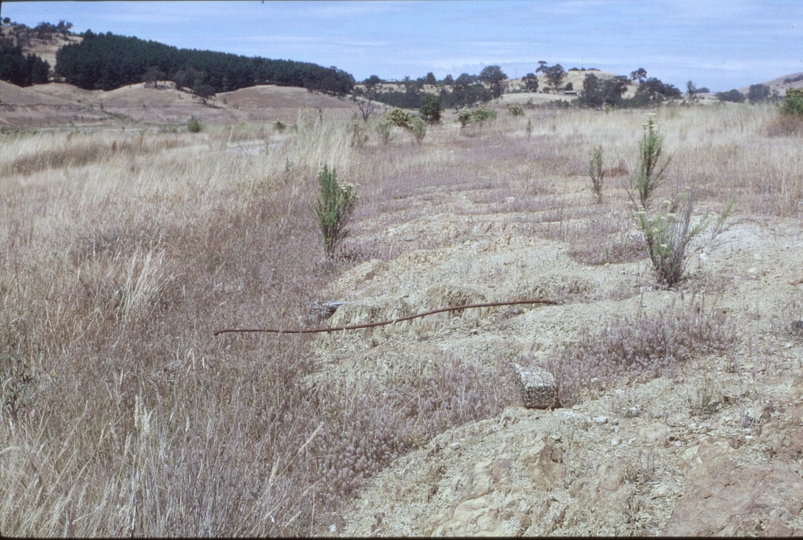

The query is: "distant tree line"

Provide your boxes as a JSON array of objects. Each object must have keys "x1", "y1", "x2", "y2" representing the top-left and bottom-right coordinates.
[
  {"x1": 714, "y1": 84, "x2": 777, "y2": 104},
  {"x1": 0, "y1": 20, "x2": 68, "y2": 86},
  {"x1": 54, "y1": 30, "x2": 355, "y2": 96},
  {"x1": 577, "y1": 67, "x2": 682, "y2": 109},
  {"x1": 0, "y1": 44, "x2": 50, "y2": 86},
  {"x1": 368, "y1": 66, "x2": 510, "y2": 111},
  {"x1": 0, "y1": 19, "x2": 73, "y2": 48}
]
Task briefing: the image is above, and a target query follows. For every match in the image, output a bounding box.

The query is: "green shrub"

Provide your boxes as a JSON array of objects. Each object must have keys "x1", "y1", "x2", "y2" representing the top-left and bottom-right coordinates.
[
  {"x1": 780, "y1": 88, "x2": 803, "y2": 117},
  {"x1": 508, "y1": 103, "x2": 525, "y2": 116},
  {"x1": 384, "y1": 108, "x2": 413, "y2": 129},
  {"x1": 186, "y1": 115, "x2": 203, "y2": 133},
  {"x1": 272, "y1": 120, "x2": 287, "y2": 132},
  {"x1": 457, "y1": 106, "x2": 498, "y2": 127},
  {"x1": 525, "y1": 118, "x2": 533, "y2": 139},
  {"x1": 419, "y1": 95, "x2": 442, "y2": 124},
  {"x1": 411, "y1": 117, "x2": 427, "y2": 144},
  {"x1": 588, "y1": 145, "x2": 604, "y2": 203},
  {"x1": 457, "y1": 107, "x2": 472, "y2": 127},
  {"x1": 630, "y1": 117, "x2": 670, "y2": 210},
  {"x1": 470, "y1": 107, "x2": 497, "y2": 124},
  {"x1": 314, "y1": 165, "x2": 359, "y2": 258}
]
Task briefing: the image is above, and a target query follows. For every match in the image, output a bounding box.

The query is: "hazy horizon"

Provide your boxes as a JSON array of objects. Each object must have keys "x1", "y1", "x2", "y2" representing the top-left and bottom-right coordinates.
[{"x1": 3, "y1": 0, "x2": 802, "y2": 92}]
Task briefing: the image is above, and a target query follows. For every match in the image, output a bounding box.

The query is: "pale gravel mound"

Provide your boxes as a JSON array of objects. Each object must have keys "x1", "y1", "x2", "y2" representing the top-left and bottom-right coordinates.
[{"x1": 304, "y1": 184, "x2": 803, "y2": 536}]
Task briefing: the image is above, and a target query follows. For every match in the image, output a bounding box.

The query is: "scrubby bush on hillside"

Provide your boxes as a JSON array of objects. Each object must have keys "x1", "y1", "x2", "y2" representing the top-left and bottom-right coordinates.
[
  {"x1": 186, "y1": 115, "x2": 203, "y2": 133},
  {"x1": 715, "y1": 89, "x2": 746, "y2": 103},
  {"x1": 580, "y1": 73, "x2": 628, "y2": 108},
  {"x1": 780, "y1": 88, "x2": 803, "y2": 117},
  {"x1": 457, "y1": 106, "x2": 498, "y2": 127},
  {"x1": 748, "y1": 84, "x2": 771, "y2": 104},
  {"x1": 615, "y1": 77, "x2": 682, "y2": 108},
  {"x1": 470, "y1": 107, "x2": 497, "y2": 124},
  {"x1": 384, "y1": 108, "x2": 413, "y2": 129},
  {"x1": 419, "y1": 94, "x2": 442, "y2": 124},
  {"x1": 508, "y1": 103, "x2": 525, "y2": 116}
]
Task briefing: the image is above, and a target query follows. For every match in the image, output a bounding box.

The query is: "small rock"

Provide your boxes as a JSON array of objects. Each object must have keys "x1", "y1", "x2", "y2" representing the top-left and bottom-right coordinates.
[
  {"x1": 513, "y1": 365, "x2": 557, "y2": 409},
  {"x1": 611, "y1": 438, "x2": 620, "y2": 446},
  {"x1": 308, "y1": 301, "x2": 348, "y2": 322},
  {"x1": 594, "y1": 415, "x2": 608, "y2": 424}
]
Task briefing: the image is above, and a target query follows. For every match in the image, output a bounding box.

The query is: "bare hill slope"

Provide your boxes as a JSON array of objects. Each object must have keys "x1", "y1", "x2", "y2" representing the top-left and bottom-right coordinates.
[{"x1": 0, "y1": 80, "x2": 360, "y2": 127}]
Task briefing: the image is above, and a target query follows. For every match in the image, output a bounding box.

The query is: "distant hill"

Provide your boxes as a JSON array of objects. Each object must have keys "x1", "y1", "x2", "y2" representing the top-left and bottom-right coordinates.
[
  {"x1": 1, "y1": 23, "x2": 355, "y2": 96},
  {"x1": 739, "y1": 72, "x2": 803, "y2": 94},
  {"x1": 0, "y1": 78, "x2": 358, "y2": 128},
  {"x1": 54, "y1": 30, "x2": 355, "y2": 96}
]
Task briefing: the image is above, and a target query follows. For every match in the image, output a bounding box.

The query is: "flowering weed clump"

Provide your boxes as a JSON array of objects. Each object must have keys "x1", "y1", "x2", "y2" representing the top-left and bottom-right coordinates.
[
  {"x1": 313, "y1": 354, "x2": 514, "y2": 509},
  {"x1": 539, "y1": 300, "x2": 736, "y2": 407}
]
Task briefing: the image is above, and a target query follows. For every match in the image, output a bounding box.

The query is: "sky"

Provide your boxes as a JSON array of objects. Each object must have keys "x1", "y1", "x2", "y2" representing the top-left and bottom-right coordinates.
[{"x1": 3, "y1": 0, "x2": 802, "y2": 91}]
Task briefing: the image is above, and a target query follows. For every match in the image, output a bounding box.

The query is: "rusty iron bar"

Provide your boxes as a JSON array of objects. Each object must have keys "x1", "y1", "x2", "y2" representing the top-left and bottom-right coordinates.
[{"x1": 213, "y1": 299, "x2": 558, "y2": 336}]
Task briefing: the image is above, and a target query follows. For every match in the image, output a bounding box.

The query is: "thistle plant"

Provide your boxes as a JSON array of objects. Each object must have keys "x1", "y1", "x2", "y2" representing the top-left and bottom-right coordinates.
[
  {"x1": 588, "y1": 144, "x2": 605, "y2": 203},
  {"x1": 314, "y1": 165, "x2": 359, "y2": 258},
  {"x1": 630, "y1": 117, "x2": 670, "y2": 210}
]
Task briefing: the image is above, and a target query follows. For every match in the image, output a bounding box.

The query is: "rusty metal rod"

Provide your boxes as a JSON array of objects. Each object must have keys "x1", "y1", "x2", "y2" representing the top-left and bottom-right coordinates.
[{"x1": 213, "y1": 299, "x2": 558, "y2": 336}]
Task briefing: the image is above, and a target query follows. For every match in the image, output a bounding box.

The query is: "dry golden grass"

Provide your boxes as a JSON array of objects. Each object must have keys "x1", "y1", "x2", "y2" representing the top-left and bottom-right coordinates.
[{"x1": 1, "y1": 102, "x2": 802, "y2": 536}]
